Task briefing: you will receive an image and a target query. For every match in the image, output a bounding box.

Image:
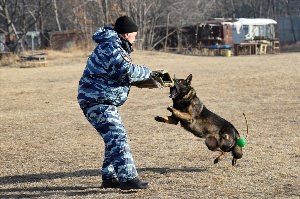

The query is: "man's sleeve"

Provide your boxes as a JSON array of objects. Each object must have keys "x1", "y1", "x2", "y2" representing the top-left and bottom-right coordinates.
[{"x1": 110, "y1": 49, "x2": 152, "y2": 84}]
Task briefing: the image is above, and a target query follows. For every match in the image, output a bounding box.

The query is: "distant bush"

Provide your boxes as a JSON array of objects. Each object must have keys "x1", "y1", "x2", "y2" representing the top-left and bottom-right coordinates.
[{"x1": 0, "y1": 53, "x2": 18, "y2": 66}]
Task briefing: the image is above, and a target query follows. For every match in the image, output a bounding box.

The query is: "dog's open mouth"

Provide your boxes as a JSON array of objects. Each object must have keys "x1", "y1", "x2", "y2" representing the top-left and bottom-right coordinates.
[{"x1": 169, "y1": 86, "x2": 178, "y2": 98}]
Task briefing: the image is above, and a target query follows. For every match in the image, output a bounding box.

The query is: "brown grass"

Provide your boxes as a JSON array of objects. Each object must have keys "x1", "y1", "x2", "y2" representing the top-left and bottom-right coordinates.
[
  {"x1": 0, "y1": 51, "x2": 299, "y2": 198},
  {"x1": 0, "y1": 53, "x2": 18, "y2": 66}
]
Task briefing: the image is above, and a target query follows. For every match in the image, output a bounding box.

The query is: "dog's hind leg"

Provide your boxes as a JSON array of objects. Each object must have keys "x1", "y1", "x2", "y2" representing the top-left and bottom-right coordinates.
[
  {"x1": 214, "y1": 151, "x2": 227, "y2": 164},
  {"x1": 232, "y1": 158, "x2": 237, "y2": 166}
]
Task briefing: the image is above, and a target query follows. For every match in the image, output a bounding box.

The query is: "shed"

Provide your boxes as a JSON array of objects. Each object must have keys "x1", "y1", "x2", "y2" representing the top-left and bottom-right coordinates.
[
  {"x1": 232, "y1": 18, "x2": 277, "y2": 44},
  {"x1": 198, "y1": 19, "x2": 234, "y2": 47},
  {"x1": 49, "y1": 30, "x2": 85, "y2": 50}
]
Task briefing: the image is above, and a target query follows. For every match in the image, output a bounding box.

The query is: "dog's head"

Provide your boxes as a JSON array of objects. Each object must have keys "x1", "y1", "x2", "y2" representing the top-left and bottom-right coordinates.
[{"x1": 170, "y1": 74, "x2": 193, "y2": 99}]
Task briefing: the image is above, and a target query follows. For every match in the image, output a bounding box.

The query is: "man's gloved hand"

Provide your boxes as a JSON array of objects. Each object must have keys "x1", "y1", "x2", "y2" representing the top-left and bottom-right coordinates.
[{"x1": 150, "y1": 71, "x2": 160, "y2": 78}]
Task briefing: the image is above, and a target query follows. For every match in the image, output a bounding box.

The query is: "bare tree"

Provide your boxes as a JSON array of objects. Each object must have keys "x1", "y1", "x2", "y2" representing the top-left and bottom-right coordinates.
[
  {"x1": 0, "y1": 0, "x2": 294, "y2": 52},
  {"x1": 151, "y1": 0, "x2": 215, "y2": 51},
  {"x1": 103, "y1": 0, "x2": 109, "y2": 25},
  {"x1": 0, "y1": 0, "x2": 19, "y2": 44},
  {"x1": 112, "y1": 0, "x2": 164, "y2": 49},
  {"x1": 0, "y1": 0, "x2": 51, "y2": 52},
  {"x1": 52, "y1": 0, "x2": 61, "y2": 31}
]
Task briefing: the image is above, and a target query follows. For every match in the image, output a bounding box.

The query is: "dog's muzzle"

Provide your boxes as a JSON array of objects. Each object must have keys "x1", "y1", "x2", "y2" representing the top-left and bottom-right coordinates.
[
  {"x1": 169, "y1": 86, "x2": 178, "y2": 98},
  {"x1": 169, "y1": 79, "x2": 183, "y2": 99}
]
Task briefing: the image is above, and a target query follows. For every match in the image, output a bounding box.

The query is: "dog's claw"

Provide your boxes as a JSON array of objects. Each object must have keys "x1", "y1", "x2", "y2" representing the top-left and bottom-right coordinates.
[
  {"x1": 232, "y1": 158, "x2": 237, "y2": 166},
  {"x1": 214, "y1": 158, "x2": 219, "y2": 164},
  {"x1": 167, "y1": 106, "x2": 173, "y2": 112}
]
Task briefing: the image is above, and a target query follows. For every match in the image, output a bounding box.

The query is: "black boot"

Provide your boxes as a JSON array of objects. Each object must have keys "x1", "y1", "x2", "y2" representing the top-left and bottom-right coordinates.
[
  {"x1": 101, "y1": 178, "x2": 120, "y2": 188},
  {"x1": 120, "y1": 177, "x2": 149, "y2": 190}
]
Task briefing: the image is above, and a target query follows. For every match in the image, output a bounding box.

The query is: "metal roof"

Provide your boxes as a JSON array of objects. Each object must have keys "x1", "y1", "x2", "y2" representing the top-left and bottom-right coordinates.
[{"x1": 235, "y1": 18, "x2": 277, "y2": 25}]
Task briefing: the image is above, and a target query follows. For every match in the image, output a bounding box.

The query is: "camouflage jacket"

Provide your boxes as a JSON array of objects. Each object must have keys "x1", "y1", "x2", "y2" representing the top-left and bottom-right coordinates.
[{"x1": 77, "y1": 27, "x2": 151, "y2": 108}]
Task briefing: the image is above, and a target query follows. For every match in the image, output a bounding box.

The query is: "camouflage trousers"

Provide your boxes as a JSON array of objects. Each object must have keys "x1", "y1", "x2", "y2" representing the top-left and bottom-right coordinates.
[{"x1": 82, "y1": 104, "x2": 138, "y2": 182}]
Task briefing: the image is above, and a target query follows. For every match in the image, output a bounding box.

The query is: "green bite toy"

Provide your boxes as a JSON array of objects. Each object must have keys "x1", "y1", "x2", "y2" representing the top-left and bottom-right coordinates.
[{"x1": 237, "y1": 137, "x2": 247, "y2": 147}]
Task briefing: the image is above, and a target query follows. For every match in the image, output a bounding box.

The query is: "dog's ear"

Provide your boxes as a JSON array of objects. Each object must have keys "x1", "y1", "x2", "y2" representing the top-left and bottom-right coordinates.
[
  {"x1": 186, "y1": 74, "x2": 192, "y2": 85},
  {"x1": 205, "y1": 135, "x2": 219, "y2": 151}
]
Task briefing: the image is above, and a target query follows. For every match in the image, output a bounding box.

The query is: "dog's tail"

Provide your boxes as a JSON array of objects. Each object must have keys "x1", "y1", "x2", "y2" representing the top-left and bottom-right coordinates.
[{"x1": 243, "y1": 113, "x2": 249, "y2": 139}]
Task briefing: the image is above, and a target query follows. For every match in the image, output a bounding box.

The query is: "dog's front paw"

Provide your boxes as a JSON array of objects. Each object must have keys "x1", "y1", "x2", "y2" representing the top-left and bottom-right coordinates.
[
  {"x1": 167, "y1": 106, "x2": 174, "y2": 113},
  {"x1": 154, "y1": 116, "x2": 167, "y2": 123}
]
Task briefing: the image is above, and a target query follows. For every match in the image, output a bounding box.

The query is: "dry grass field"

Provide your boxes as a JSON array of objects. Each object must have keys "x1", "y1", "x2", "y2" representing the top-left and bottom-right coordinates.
[{"x1": 0, "y1": 50, "x2": 299, "y2": 199}]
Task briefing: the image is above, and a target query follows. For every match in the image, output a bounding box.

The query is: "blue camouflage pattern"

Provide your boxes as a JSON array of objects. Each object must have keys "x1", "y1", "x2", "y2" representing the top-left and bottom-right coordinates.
[
  {"x1": 84, "y1": 104, "x2": 137, "y2": 182},
  {"x1": 77, "y1": 27, "x2": 152, "y2": 182},
  {"x1": 78, "y1": 27, "x2": 151, "y2": 108}
]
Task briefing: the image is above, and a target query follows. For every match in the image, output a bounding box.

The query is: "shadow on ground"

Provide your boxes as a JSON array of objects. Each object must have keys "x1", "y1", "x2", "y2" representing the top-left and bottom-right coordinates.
[{"x1": 0, "y1": 167, "x2": 207, "y2": 198}]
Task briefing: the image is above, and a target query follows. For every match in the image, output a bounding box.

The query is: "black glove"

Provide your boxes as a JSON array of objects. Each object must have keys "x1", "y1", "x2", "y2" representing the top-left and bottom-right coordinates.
[{"x1": 150, "y1": 71, "x2": 160, "y2": 78}]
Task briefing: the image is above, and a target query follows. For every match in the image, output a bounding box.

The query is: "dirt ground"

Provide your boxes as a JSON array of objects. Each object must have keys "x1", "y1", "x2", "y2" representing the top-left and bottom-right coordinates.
[{"x1": 0, "y1": 51, "x2": 299, "y2": 199}]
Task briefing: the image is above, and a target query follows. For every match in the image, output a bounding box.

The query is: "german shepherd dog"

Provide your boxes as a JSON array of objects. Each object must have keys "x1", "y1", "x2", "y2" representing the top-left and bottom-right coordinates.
[{"x1": 155, "y1": 74, "x2": 243, "y2": 166}]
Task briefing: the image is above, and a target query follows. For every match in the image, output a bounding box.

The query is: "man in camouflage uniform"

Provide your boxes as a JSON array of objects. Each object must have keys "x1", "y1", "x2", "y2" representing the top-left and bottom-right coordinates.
[{"x1": 77, "y1": 16, "x2": 157, "y2": 190}]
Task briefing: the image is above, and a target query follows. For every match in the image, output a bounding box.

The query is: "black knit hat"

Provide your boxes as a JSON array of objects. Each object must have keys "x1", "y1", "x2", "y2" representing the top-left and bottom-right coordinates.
[{"x1": 114, "y1": 16, "x2": 138, "y2": 34}]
